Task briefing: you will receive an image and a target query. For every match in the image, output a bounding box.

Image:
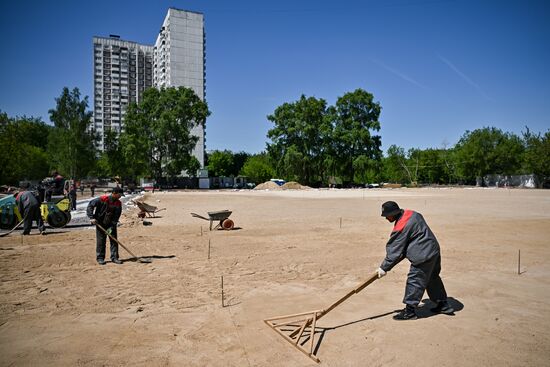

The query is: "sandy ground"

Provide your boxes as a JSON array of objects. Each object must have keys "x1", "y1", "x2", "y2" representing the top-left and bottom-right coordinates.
[{"x1": 1, "y1": 188, "x2": 549, "y2": 366}]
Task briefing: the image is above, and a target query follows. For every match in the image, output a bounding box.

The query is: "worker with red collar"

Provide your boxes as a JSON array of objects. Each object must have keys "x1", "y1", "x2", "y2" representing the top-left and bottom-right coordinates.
[
  {"x1": 86, "y1": 187, "x2": 124, "y2": 265},
  {"x1": 377, "y1": 201, "x2": 454, "y2": 320}
]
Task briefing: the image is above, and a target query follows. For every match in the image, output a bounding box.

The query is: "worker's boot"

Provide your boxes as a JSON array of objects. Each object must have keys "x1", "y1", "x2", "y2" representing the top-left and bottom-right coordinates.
[
  {"x1": 430, "y1": 300, "x2": 455, "y2": 315},
  {"x1": 393, "y1": 305, "x2": 418, "y2": 320}
]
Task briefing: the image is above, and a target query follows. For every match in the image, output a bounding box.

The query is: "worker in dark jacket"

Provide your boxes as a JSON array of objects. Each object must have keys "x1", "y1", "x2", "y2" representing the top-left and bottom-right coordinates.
[
  {"x1": 86, "y1": 187, "x2": 124, "y2": 265},
  {"x1": 377, "y1": 201, "x2": 454, "y2": 320},
  {"x1": 68, "y1": 183, "x2": 77, "y2": 211},
  {"x1": 44, "y1": 171, "x2": 65, "y2": 202},
  {"x1": 16, "y1": 184, "x2": 45, "y2": 235}
]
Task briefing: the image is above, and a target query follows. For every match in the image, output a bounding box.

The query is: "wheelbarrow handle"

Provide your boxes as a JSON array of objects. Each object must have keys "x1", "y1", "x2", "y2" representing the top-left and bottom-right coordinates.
[{"x1": 190, "y1": 213, "x2": 209, "y2": 221}]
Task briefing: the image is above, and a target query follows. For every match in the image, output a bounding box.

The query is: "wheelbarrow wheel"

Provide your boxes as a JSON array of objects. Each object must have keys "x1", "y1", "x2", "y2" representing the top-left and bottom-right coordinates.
[{"x1": 221, "y1": 218, "x2": 234, "y2": 230}]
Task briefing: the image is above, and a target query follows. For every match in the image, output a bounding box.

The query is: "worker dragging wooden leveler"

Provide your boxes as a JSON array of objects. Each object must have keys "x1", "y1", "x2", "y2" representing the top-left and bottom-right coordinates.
[{"x1": 377, "y1": 201, "x2": 454, "y2": 320}]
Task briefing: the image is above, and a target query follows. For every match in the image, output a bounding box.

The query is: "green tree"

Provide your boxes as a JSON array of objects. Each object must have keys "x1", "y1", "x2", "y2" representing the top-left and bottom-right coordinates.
[
  {"x1": 454, "y1": 127, "x2": 524, "y2": 183},
  {"x1": 415, "y1": 149, "x2": 448, "y2": 184},
  {"x1": 0, "y1": 112, "x2": 52, "y2": 185},
  {"x1": 266, "y1": 95, "x2": 332, "y2": 186},
  {"x1": 240, "y1": 153, "x2": 275, "y2": 184},
  {"x1": 47, "y1": 87, "x2": 97, "y2": 179},
  {"x1": 231, "y1": 151, "x2": 250, "y2": 177},
  {"x1": 332, "y1": 89, "x2": 382, "y2": 184},
  {"x1": 522, "y1": 128, "x2": 550, "y2": 187},
  {"x1": 120, "y1": 87, "x2": 210, "y2": 181},
  {"x1": 207, "y1": 150, "x2": 234, "y2": 177},
  {"x1": 381, "y1": 145, "x2": 410, "y2": 184},
  {"x1": 94, "y1": 129, "x2": 127, "y2": 178},
  {"x1": 266, "y1": 89, "x2": 383, "y2": 186}
]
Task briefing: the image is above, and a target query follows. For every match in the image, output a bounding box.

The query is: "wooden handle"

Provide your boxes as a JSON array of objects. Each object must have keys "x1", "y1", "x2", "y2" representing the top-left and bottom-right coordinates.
[
  {"x1": 95, "y1": 223, "x2": 138, "y2": 259},
  {"x1": 319, "y1": 272, "x2": 379, "y2": 319}
]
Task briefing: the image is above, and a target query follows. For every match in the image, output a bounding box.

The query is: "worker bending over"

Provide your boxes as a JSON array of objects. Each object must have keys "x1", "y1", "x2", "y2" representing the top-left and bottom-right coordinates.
[
  {"x1": 377, "y1": 201, "x2": 454, "y2": 320},
  {"x1": 86, "y1": 187, "x2": 124, "y2": 265}
]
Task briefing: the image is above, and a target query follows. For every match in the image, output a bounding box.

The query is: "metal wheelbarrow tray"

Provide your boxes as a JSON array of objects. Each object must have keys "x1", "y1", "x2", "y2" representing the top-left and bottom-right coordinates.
[
  {"x1": 190, "y1": 210, "x2": 234, "y2": 230},
  {"x1": 135, "y1": 201, "x2": 166, "y2": 218}
]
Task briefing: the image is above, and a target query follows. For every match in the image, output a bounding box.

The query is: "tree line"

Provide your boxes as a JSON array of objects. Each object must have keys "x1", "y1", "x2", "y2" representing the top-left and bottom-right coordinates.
[
  {"x1": 1, "y1": 86, "x2": 209, "y2": 186},
  {"x1": 261, "y1": 89, "x2": 549, "y2": 187},
  {"x1": 1, "y1": 86, "x2": 548, "y2": 188}
]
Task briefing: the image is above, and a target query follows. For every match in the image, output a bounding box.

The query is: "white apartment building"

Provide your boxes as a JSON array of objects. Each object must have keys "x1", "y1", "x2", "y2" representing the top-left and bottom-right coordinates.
[
  {"x1": 93, "y1": 8, "x2": 206, "y2": 166},
  {"x1": 92, "y1": 36, "x2": 153, "y2": 151},
  {"x1": 154, "y1": 8, "x2": 206, "y2": 166}
]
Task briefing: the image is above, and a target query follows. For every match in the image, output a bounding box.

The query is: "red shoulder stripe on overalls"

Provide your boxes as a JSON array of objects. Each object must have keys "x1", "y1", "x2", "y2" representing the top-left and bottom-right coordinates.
[
  {"x1": 99, "y1": 195, "x2": 121, "y2": 207},
  {"x1": 392, "y1": 210, "x2": 413, "y2": 233}
]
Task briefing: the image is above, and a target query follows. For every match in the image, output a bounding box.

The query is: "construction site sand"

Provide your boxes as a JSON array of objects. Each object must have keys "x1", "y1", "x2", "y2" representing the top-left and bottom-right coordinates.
[
  {"x1": 1, "y1": 188, "x2": 549, "y2": 366},
  {"x1": 254, "y1": 181, "x2": 282, "y2": 190}
]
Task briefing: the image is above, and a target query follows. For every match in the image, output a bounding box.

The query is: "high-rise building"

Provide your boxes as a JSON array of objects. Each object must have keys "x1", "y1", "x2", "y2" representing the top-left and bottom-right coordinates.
[
  {"x1": 154, "y1": 8, "x2": 206, "y2": 166},
  {"x1": 92, "y1": 8, "x2": 206, "y2": 167},
  {"x1": 92, "y1": 35, "x2": 153, "y2": 151}
]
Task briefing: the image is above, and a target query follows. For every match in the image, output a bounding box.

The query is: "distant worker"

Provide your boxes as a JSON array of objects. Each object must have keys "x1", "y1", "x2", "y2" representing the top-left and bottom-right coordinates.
[
  {"x1": 68, "y1": 183, "x2": 77, "y2": 211},
  {"x1": 44, "y1": 170, "x2": 65, "y2": 201},
  {"x1": 15, "y1": 183, "x2": 45, "y2": 235},
  {"x1": 79, "y1": 183, "x2": 85, "y2": 196},
  {"x1": 86, "y1": 187, "x2": 124, "y2": 265},
  {"x1": 377, "y1": 201, "x2": 454, "y2": 320},
  {"x1": 51, "y1": 171, "x2": 65, "y2": 195},
  {"x1": 90, "y1": 183, "x2": 96, "y2": 197}
]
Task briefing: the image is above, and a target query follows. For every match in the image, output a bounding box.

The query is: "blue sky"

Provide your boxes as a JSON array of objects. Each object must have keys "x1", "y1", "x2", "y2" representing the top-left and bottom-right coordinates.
[{"x1": 1, "y1": 0, "x2": 548, "y2": 154}]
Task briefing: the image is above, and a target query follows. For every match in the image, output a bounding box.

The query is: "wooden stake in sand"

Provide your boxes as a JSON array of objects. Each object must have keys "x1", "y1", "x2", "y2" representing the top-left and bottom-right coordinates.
[
  {"x1": 208, "y1": 239, "x2": 211, "y2": 260},
  {"x1": 221, "y1": 275, "x2": 225, "y2": 307},
  {"x1": 518, "y1": 249, "x2": 521, "y2": 275},
  {"x1": 201, "y1": 226, "x2": 203, "y2": 236},
  {"x1": 339, "y1": 217, "x2": 342, "y2": 229}
]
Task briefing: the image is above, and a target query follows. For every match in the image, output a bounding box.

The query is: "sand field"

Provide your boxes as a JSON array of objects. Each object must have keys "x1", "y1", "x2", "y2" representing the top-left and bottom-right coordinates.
[{"x1": 1, "y1": 188, "x2": 549, "y2": 366}]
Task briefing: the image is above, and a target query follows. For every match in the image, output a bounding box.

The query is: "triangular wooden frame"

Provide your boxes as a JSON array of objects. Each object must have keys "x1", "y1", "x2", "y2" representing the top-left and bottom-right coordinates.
[
  {"x1": 264, "y1": 309, "x2": 322, "y2": 363},
  {"x1": 264, "y1": 272, "x2": 379, "y2": 363}
]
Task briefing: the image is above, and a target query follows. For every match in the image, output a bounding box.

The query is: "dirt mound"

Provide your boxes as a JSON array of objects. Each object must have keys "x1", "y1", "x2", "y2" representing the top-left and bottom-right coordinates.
[
  {"x1": 281, "y1": 181, "x2": 309, "y2": 190},
  {"x1": 253, "y1": 181, "x2": 282, "y2": 190},
  {"x1": 382, "y1": 183, "x2": 403, "y2": 188}
]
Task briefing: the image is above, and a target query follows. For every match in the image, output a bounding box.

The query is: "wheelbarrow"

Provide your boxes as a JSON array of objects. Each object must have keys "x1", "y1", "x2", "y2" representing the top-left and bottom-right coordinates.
[
  {"x1": 190, "y1": 210, "x2": 234, "y2": 230},
  {"x1": 135, "y1": 201, "x2": 166, "y2": 218}
]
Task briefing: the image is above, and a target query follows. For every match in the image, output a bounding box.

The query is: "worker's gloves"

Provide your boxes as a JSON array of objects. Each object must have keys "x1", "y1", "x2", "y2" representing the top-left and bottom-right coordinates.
[
  {"x1": 105, "y1": 227, "x2": 112, "y2": 235},
  {"x1": 90, "y1": 219, "x2": 97, "y2": 225},
  {"x1": 377, "y1": 267, "x2": 387, "y2": 278}
]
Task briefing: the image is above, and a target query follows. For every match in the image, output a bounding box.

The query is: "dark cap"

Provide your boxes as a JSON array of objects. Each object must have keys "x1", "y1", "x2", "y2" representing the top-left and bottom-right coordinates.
[
  {"x1": 112, "y1": 187, "x2": 125, "y2": 196},
  {"x1": 381, "y1": 201, "x2": 401, "y2": 217}
]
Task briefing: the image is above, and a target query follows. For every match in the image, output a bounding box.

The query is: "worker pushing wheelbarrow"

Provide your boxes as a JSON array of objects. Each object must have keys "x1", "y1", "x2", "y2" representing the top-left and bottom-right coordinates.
[{"x1": 190, "y1": 210, "x2": 234, "y2": 230}]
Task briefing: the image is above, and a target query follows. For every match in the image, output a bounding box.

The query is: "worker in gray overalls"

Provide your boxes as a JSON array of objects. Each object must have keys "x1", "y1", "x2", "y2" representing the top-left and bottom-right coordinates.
[
  {"x1": 376, "y1": 201, "x2": 454, "y2": 320},
  {"x1": 15, "y1": 183, "x2": 45, "y2": 235}
]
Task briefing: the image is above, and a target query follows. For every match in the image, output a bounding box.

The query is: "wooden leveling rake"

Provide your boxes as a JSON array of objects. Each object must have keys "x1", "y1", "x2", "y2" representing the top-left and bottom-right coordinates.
[{"x1": 264, "y1": 272, "x2": 379, "y2": 363}]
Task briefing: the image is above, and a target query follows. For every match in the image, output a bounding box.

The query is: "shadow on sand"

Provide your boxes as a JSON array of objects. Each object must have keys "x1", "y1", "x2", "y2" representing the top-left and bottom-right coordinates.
[{"x1": 283, "y1": 296, "x2": 464, "y2": 357}]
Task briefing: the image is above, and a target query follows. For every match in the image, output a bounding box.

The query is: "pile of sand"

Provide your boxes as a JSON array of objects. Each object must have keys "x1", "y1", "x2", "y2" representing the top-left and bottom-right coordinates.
[
  {"x1": 382, "y1": 183, "x2": 403, "y2": 188},
  {"x1": 254, "y1": 181, "x2": 283, "y2": 190},
  {"x1": 281, "y1": 181, "x2": 309, "y2": 190}
]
